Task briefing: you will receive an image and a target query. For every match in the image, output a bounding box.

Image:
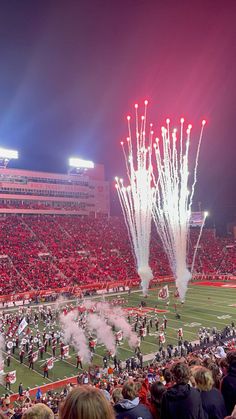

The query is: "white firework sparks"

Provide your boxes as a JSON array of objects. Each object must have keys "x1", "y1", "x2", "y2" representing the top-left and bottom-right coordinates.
[
  {"x1": 152, "y1": 118, "x2": 206, "y2": 301},
  {"x1": 115, "y1": 101, "x2": 154, "y2": 295}
]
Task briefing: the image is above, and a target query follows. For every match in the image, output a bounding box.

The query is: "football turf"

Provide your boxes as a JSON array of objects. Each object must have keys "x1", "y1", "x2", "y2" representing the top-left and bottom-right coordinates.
[{"x1": 1, "y1": 282, "x2": 236, "y2": 396}]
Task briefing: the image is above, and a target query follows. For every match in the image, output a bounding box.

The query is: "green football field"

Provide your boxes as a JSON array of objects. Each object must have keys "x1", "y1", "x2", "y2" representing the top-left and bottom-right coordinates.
[{"x1": 1, "y1": 282, "x2": 236, "y2": 396}]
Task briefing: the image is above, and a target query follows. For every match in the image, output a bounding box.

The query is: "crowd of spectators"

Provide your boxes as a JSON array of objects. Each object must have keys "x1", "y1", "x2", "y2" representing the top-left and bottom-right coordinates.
[
  {"x1": 1, "y1": 346, "x2": 236, "y2": 418},
  {"x1": 0, "y1": 215, "x2": 234, "y2": 296},
  {"x1": 0, "y1": 201, "x2": 83, "y2": 211}
]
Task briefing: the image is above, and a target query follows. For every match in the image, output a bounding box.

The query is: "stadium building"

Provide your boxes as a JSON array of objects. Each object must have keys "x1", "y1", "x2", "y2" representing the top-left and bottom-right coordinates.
[{"x1": 0, "y1": 153, "x2": 110, "y2": 217}]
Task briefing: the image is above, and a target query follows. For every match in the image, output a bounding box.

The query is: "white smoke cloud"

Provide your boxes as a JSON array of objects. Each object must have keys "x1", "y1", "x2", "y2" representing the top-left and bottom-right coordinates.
[
  {"x1": 89, "y1": 301, "x2": 139, "y2": 348},
  {"x1": 60, "y1": 311, "x2": 90, "y2": 363},
  {"x1": 138, "y1": 265, "x2": 153, "y2": 296},
  {"x1": 87, "y1": 313, "x2": 116, "y2": 353}
]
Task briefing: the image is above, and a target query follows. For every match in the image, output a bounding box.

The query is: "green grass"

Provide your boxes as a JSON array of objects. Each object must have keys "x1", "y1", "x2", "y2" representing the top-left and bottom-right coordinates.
[{"x1": 1, "y1": 283, "x2": 236, "y2": 396}]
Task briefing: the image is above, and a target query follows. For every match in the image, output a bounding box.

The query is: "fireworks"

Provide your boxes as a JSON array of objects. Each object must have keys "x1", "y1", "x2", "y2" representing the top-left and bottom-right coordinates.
[
  {"x1": 152, "y1": 118, "x2": 206, "y2": 300},
  {"x1": 116, "y1": 101, "x2": 206, "y2": 300},
  {"x1": 115, "y1": 101, "x2": 154, "y2": 295}
]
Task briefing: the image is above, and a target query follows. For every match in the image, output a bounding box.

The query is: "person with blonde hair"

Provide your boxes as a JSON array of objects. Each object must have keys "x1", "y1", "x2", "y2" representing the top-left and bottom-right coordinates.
[
  {"x1": 22, "y1": 403, "x2": 54, "y2": 419},
  {"x1": 193, "y1": 366, "x2": 226, "y2": 419},
  {"x1": 112, "y1": 387, "x2": 123, "y2": 405},
  {"x1": 59, "y1": 385, "x2": 115, "y2": 419}
]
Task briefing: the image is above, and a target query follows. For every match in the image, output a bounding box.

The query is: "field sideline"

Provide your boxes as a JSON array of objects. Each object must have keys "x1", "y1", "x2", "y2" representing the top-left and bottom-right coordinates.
[{"x1": 0, "y1": 282, "x2": 236, "y2": 396}]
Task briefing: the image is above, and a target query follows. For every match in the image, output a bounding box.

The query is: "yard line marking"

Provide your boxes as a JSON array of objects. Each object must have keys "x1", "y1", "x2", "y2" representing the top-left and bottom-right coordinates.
[{"x1": 2, "y1": 350, "x2": 53, "y2": 383}]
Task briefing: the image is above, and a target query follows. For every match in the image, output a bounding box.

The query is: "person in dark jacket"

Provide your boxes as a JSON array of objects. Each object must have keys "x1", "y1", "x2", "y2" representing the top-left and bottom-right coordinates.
[
  {"x1": 161, "y1": 362, "x2": 205, "y2": 419},
  {"x1": 194, "y1": 366, "x2": 226, "y2": 419},
  {"x1": 114, "y1": 380, "x2": 153, "y2": 419},
  {"x1": 221, "y1": 350, "x2": 236, "y2": 415}
]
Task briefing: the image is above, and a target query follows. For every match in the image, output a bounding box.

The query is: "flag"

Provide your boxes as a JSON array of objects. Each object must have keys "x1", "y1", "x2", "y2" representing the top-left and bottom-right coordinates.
[
  {"x1": 159, "y1": 332, "x2": 166, "y2": 344},
  {"x1": 8, "y1": 371, "x2": 16, "y2": 384},
  {"x1": 46, "y1": 358, "x2": 54, "y2": 370},
  {"x1": 32, "y1": 351, "x2": 39, "y2": 363},
  {"x1": 17, "y1": 318, "x2": 28, "y2": 335},
  {"x1": 115, "y1": 331, "x2": 123, "y2": 341},
  {"x1": 63, "y1": 345, "x2": 69, "y2": 358},
  {"x1": 158, "y1": 285, "x2": 169, "y2": 300}
]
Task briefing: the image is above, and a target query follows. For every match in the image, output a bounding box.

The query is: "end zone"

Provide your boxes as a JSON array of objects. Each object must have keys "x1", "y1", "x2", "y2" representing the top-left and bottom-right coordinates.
[{"x1": 124, "y1": 307, "x2": 168, "y2": 314}]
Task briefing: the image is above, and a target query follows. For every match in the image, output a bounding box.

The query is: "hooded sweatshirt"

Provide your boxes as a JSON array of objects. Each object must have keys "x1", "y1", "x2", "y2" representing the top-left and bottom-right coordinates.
[
  {"x1": 114, "y1": 397, "x2": 153, "y2": 419},
  {"x1": 161, "y1": 383, "x2": 205, "y2": 419},
  {"x1": 200, "y1": 387, "x2": 226, "y2": 419},
  {"x1": 221, "y1": 360, "x2": 236, "y2": 415}
]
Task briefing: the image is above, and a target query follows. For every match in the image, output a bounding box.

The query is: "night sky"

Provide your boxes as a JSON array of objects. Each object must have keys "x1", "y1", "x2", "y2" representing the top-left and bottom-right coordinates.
[{"x1": 0, "y1": 0, "x2": 235, "y2": 227}]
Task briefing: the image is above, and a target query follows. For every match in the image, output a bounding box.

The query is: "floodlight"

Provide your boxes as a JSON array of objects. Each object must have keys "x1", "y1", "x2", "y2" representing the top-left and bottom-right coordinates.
[
  {"x1": 69, "y1": 157, "x2": 94, "y2": 169},
  {"x1": 0, "y1": 148, "x2": 18, "y2": 159}
]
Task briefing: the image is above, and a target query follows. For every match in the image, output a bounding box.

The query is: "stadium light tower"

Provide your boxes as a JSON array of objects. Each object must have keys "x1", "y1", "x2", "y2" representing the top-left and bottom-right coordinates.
[
  {"x1": 68, "y1": 157, "x2": 94, "y2": 174},
  {"x1": 0, "y1": 148, "x2": 18, "y2": 168}
]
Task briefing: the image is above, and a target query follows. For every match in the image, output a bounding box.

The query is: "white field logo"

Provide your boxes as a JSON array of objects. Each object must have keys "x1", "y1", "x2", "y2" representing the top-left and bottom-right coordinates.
[
  {"x1": 184, "y1": 322, "x2": 201, "y2": 328},
  {"x1": 217, "y1": 315, "x2": 232, "y2": 319}
]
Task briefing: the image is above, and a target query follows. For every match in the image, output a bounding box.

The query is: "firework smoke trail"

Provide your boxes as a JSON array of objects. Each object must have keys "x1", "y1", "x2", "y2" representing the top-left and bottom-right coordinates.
[
  {"x1": 115, "y1": 101, "x2": 154, "y2": 295},
  {"x1": 60, "y1": 311, "x2": 90, "y2": 363},
  {"x1": 152, "y1": 118, "x2": 206, "y2": 301}
]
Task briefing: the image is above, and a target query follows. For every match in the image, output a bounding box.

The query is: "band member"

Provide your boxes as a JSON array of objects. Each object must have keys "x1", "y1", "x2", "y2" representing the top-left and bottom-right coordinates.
[
  {"x1": 29, "y1": 354, "x2": 34, "y2": 370},
  {"x1": 19, "y1": 348, "x2": 25, "y2": 364},
  {"x1": 76, "y1": 354, "x2": 83, "y2": 369},
  {"x1": 43, "y1": 363, "x2": 49, "y2": 378},
  {"x1": 5, "y1": 373, "x2": 11, "y2": 391}
]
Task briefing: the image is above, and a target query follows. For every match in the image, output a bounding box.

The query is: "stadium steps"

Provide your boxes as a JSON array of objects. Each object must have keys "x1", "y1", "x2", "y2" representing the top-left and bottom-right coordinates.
[
  {"x1": 7, "y1": 255, "x2": 34, "y2": 291},
  {"x1": 20, "y1": 217, "x2": 48, "y2": 253},
  {"x1": 53, "y1": 218, "x2": 74, "y2": 241}
]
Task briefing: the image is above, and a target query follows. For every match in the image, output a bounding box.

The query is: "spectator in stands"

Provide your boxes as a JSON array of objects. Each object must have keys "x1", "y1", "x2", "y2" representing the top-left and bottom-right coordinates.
[
  {"x1": 22, "y1": 403, "x2": 54, "y2": 419},
  {"x1": 193, "y1": 366, "x2": 226, "y2": 419},
  {"x1": 36, "y1": 387, "x2": 42, "y2": 401},
  {"x1": 112, "y1": 387, "x2": 123, "y2": 405},
  {"x1": 219, "y1": 357, "x2": 229, "y2": 379},
  {"x1": 163, "y1": 369, "x2": 174, "y2": 388},
  {"x1": 161, "y1": 362, "x2": 205, "y2": 419},
  {"x1": 221, "y1": 350, "x2": 236, "y2": 415},
  {"x1": 114, "y1": 380, "x2": 153, "y2": 419},
  {"x1": 60, "y1": 385, "x2": 115, "y2": 419},
  {"x1": 149, "y1": 381, "x2": 166, "y2": 419},
  {"x1": 207, "y1": 363, "x2": 222, "y2": 390}
]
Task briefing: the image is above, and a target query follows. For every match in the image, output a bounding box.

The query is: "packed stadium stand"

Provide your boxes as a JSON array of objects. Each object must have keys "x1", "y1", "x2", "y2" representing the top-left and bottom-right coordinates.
[
  {"x1": 0, "y1": 162, "x2": 234, "y2": 296},
  {"x1": 0, "y1": 214, "x2": 235, "y2": 295}
]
